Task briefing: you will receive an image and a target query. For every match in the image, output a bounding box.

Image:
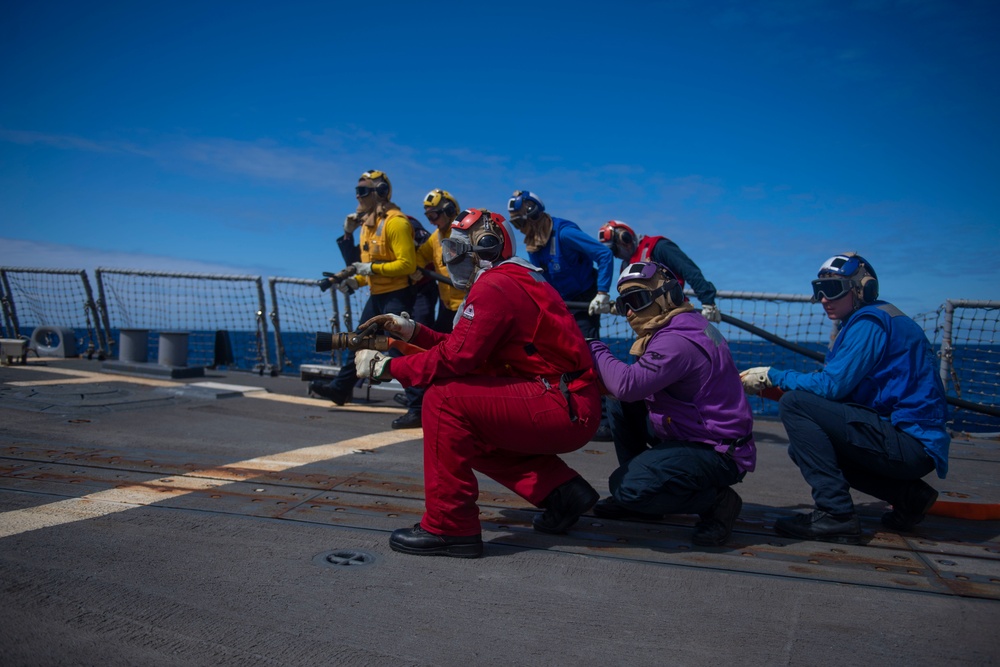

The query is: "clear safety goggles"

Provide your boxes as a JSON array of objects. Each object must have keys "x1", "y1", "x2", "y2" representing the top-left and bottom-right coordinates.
[
  {"x1": 811, "y1": 278, "x2": 854, "y2": 301},
  {"x1": 440, "y1": 235, "x2": 501, "y2": 265}
]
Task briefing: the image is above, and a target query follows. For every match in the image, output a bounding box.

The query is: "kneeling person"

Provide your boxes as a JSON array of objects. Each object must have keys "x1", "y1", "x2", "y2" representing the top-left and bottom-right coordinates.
[
  {"x1": 589, "y1": 262, "x2": 756, "y2": 546},
  {"x1": 356, "y1": 208, "x2": 603, "y2": 558}
]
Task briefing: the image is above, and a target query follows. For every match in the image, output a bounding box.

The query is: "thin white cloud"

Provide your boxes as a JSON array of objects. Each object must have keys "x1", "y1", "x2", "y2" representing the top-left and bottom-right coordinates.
[
  {"x1": 0, "y1": 128, "x2": 150, "y2": 156},
  {"x1": 173, "y1": 137, "x2": 345, "y2": 189},
  {"x1": 0, "y1": 237, "x2": 262, "y2": 277}
]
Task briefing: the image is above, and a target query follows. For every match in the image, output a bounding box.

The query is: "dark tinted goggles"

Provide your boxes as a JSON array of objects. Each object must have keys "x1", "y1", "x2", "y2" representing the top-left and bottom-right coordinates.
[
  {"x1": 615, "y1": 285, "x2": 671, "y2": 316},
  {"x1": 425, "y1": 209, "x2": 443, "y2": 222},
  {"x1": 811, "y1": 278, "x2": 853, "y2": 301},
  {"x1": 355, "y1": 186, "x2": 375, "y2": 197},
  {"x1": 508, "y1": 216, "x2": 526, "y2": 231}
]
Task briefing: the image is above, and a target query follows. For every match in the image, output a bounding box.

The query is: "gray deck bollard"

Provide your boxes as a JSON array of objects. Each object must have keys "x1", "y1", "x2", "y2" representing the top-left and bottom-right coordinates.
[{"x1": 157, "y1": 332, "x2": 189, "y2": 367}]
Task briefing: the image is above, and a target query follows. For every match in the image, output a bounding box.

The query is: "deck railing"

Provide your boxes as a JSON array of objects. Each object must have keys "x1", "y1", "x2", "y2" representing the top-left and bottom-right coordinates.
[{"x1": 2, "y1": 265, "x2": 996, "y2": 432}]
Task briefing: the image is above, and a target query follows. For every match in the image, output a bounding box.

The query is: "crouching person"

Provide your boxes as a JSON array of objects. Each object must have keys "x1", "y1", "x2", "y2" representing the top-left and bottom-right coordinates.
[
  {"x1": 740, "y1": 254, "x2": 949, "y2": 544},
  {"x1": 588, "y1": 262, "x2": 756, "y2": 546},
  {"x1": 355, "y1": 208, "x2": 602, "y2": 558}
]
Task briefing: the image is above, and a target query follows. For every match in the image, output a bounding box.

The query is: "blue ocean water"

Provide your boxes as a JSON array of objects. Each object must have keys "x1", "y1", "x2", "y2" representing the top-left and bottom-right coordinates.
[{"x1": 23, "y1": 326, "x2": 999, "y2": 433}]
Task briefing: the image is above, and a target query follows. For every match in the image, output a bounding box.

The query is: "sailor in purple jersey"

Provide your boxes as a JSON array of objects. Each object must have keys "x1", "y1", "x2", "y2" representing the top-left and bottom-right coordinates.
[{"x1": 588, "y1": 261, "x2": 755, "y2": 547}]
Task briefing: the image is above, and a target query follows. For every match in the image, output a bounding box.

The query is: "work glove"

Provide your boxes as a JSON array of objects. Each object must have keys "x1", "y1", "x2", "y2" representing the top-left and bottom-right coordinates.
[
  {"x1": 352, "y1": 261, "x2": 374, "y2": 276},
  {"x1": 588, "y1": 292, "x2": 612, "y2": 316},
  {"x1": 701, "y1": 304, "x2": 722, "y2": 323},
  {"x1": 355, "y1": 349, "x2": 391, "y2": 381},
  {"x1": 359, "y1": 312, "x2": 417, "y2": 342},
  {"x1": 336, "y1": 277, "x2": 359, "y2": 295},
  {"x1": 739, "y1": 367, "x2": 773, "y2": 395},
  {"x1": 344, "y1": 213, "x2": 361, "y2": 234}
]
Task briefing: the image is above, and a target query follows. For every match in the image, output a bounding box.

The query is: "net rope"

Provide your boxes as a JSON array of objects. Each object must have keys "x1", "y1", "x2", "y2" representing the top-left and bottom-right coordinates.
[
  {"x1": 96, "y1": 269, "x2": 268, "y2": 372},
  {"x1": 0, "y1": 267, "x2": 103, "y2": 356},
  {"x1": 268, "y1": 277, "x2": 345, "y2": 370},
  {"x1": 917, "y1": 301, "x2": 1000, "y2": 433}
]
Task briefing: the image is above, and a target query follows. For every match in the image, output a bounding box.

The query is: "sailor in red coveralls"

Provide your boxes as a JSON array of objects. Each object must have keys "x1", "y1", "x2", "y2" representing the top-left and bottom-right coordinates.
[{"x1": 355, "y1": 208, "x2": 602, "y2": 558}]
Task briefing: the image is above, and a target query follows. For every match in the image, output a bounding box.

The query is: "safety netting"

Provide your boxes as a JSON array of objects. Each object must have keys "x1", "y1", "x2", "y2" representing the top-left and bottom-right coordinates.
[
  {"x1": 4, "y1": 265, "x2": 998, "y2": 433},
  {"x1": 95, "y1": 268, "x2": 271, "y2": 373},
  {"x1": 269, "y1": 277, "x2": 346, "y2": 370},
  {"x1": 0, "y1": 267, "x2": 106, "y2": 357},
  {"x1": 917, "y1": 301, "x2": 1000, "y2": 434}
]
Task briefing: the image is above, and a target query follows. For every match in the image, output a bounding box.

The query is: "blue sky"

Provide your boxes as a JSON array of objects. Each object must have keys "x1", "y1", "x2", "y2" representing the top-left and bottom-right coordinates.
[{"x1": 1, "y1": 0, "x2": 998, "y2": 316}]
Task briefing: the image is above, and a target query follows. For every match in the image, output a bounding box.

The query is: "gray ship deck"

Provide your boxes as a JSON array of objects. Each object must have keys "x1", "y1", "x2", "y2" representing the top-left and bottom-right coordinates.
[{"x1": 2, "y1": 358, "x2": 998, "y2": 666}]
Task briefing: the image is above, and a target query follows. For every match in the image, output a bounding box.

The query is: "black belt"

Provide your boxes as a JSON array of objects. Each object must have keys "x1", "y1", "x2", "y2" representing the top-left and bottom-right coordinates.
[
  {"x1": 720, "y1": 434, "x2": 752, "y2": 458},
  {"x1": 559, "y1": 369, "x2": 587, "y2": 423},
  {"x1": 540, "y1": 369, "x2": 588, "y2": 423}
]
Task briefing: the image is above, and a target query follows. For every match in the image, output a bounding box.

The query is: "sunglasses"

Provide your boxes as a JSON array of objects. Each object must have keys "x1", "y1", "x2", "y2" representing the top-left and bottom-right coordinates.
[
  {"x1": 615, "y1": 285, "x2": 672, "y2": 316},
  {"x1": 811, "y1": 278, "x2": 854, "y2": 301},
  {"x1": 355, "y1": 186, "x2": 375, "y2": 197}
]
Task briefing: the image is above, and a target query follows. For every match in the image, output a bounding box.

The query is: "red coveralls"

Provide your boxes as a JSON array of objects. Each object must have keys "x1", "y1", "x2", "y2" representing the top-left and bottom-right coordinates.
[{"x1": 389, "y1": 262, "x2": 602, "y2": 536}]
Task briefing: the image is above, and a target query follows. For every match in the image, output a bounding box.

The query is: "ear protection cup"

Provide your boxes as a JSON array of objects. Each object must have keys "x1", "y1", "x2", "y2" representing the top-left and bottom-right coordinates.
[
  {"x1": 374, "y1": 180, "x2": 390, "y2": 198},
  {"x1": 859, "y1": 274, "x2": 879, "y2": 303},
  {"x1": 853, "y1": 254, "x2": 879, "y2": 304},
  {"x1": 618, "y1": 229, "x2": 634, "y2": 246},
  {"x1": 655, "y1": 264, "x2": 684, "y2": 308},
  {"x1": 473, "y1": 213, "x2": 505, "y2": 262},
  {"x1": 441, "y1": 199, "x2": 457, "y2": 217},
  {"x1": 474, "y1": 231, "x2": 503, "y2": 262},
  {"x1": 667, "y1": 281, "x2": 685, "y2": 308},
  {"x1": 524, "y1": 199, "x2": 541, "y2": 221}
]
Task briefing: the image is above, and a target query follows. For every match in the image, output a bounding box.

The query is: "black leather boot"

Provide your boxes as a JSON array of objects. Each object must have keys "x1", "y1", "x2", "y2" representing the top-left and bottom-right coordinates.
[
  {"x1": 389, "y1": 524, "x2": 483, "y2": 558},
  {"x1": 392, "y1": 409, "x2": 422, "y2": 429},
  {"x1": 882, "y1": 479, "x2": 938, "y2": 531},
  {"x1": 308, "y1": 381, "x2": 350, "y2": 406},
  {"x1": 533, "y1": 476, "x2": 599, "y2": 534},
  {"x1": 775, "y1": 510, "x2": 862, "y2": 544},
  {"x1": 692, "y1": 487, "x2": 743, "y2": 546}
]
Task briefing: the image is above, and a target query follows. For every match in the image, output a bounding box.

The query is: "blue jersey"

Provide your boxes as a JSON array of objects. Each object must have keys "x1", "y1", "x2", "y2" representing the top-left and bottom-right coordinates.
[{"x1": 528, "y1": 217, "x2": 615, "y2": 300}]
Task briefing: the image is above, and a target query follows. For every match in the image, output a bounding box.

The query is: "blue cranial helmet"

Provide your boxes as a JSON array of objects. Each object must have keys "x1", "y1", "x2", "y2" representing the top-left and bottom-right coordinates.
[{"x1": 506, "y1": 190, "x2": 545, "y2": 227}]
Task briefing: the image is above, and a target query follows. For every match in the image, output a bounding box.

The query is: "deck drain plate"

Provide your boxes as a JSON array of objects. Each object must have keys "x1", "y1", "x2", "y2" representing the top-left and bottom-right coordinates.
[{"x1": 313, "y1": 549, "x2": 378, "y2": 568}]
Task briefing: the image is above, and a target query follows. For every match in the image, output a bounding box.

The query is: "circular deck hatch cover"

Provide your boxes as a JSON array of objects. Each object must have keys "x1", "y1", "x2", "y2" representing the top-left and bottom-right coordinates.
[{"x1": 312, "y1": 549, "x2": 378, "y2": 568}]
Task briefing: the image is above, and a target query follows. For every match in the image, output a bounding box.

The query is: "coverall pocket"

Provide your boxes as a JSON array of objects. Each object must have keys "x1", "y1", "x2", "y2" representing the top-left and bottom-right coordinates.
[
  {"x1": 845, "y1": 406, "x2": 905, "y2": 462},
  {"x1": 529, "y1": 382, "x2": 571, "y2": 426}
]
